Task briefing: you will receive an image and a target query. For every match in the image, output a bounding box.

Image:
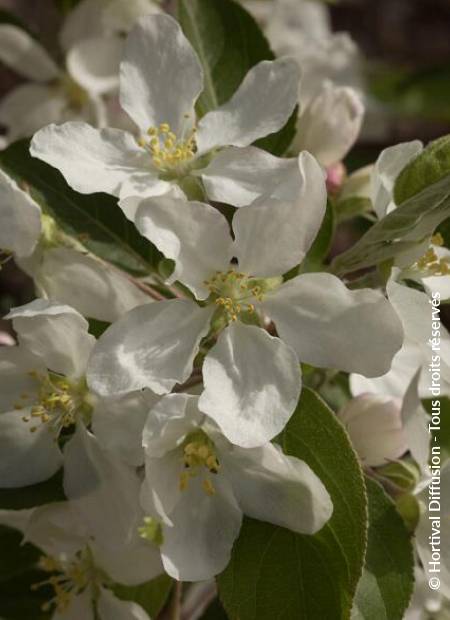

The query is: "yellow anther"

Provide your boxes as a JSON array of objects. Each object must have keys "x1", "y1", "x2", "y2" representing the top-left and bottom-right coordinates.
[
  {"x1": 202, "y1": 479, "x2": 216, "y2": 496},
  {"x1": 150, "y1": 137, "x2": 159, "y2": 148},
  {"x1": 159, "y1": 123, "x2": 170, "y2": 133},
  {"x1": 247, "y1": 304, "x2": 255, "y2": 313},
  {"x1": 137, "y1": 137, "x2": 146, "y2": 148},
  {"x1": 179, "y1": 471, "x2": 190, "y2": 491},
  {"x1": 147, "y1": 127, "x2": 158, "y2": 136},
  {"x1": 432, "y1": 233, "x2": 444, "y2": 246}
]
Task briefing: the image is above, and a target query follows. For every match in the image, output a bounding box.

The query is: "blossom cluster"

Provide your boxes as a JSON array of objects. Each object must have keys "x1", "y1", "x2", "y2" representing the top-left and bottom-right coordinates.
[{"x1": 0, "y1": 1, "x2": 449, "y2": 619}]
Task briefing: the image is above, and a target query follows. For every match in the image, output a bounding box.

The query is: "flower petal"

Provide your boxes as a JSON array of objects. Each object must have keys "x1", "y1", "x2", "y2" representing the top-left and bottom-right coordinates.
[
  {"x1": 0, "y1": 169, "x2": 42, "y2": 258},
  {"x1": 53, "y1": 589, "x2": 95, "y2": 620},
  {"x1": 63, "y1": 424, "x2": 143, "y2": 549},
  {"x1": 199, "y1": 145, "x2": 299, "y2": 208},
  {"x1": 120, "y1": 14, "x2": 203, "y2": 133},
  {"x1": 294, "y1": 82, "x2": 364, "y2": 167},
  {"x1": 67, "y1": 36, "x2": 123, "y2": 95},
  {"x1": 196, "y1": 58, "x2": 299, "y2": 154},
  {"x1": 30, "y1": 122, "x2": 153, "y2": 197},
  {"x1": 36, "y1": 247, "x2": 150, "y2": 322},
  {"x1": 0, "y1": 24, "x2": 59, "y2": 81},
  {"x1": 98, "y1": 588, "x2": 151, "y2": 620},
  {"x1": 233, "y1": 151, "x2": 327, "y2": 277},
  {"x1": 7, "y1": 299, "x2": 95, "y2": 378},
  {"x1": 135, "y1": 197, "x2": 232, "y2": 300},
  {"x1": 87, "y1": 301, "x2": 213, "y2": 396},
  {"x1": 337, "y1": 394, "x2": 407, "y2": 467},
  {"x1": 0, "y1": 345, "x2": 44, "y2": 411},
  {"x1": 199, "y1": 322, "x2": 301, "y2": 448},
  {"x1": 92, "y1": 391, "x2": 159, "y2": 467},
  {"x1": 160, "y1": 474, "x2": 242, "y2": 581},
  {"x1": 401, "y1": 370, "x2": 430, "y2": 474},
  {"x1": 222, "y1": 442, "x2": 332, "y2": 533},
  {"x1": 93, "y1": 535, "x2": 163, "y2": 585},
  {"x1": 372, "y1": 140, "x2": 423, "y2": 219},
  {"x1": 264, "y1": 273, "x2": 404, "y2": 376},
  {"x1": 0, "y1": 84, "x2": 66, "y2": 142},
  {"x1": 0, "y1": 409, "x2": 63, "y2": 487}
]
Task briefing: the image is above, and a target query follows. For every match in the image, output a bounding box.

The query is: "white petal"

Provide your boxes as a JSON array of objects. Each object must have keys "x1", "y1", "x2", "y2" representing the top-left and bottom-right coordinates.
[
  {"x1": 337, "y1": 394, "x2": 407, "y2": 467},
  {"x1": 161, "y1": 475, "x2": 242, "y2": 581},
  {"x1": 63, "y1": 424, "x2": 143, "y2": 549},
  {"x1": 0, "y1": 345, "x2": 44, "y2": 411},
  {"x1": 37, "y1": 248, "x2": 150, "y2": 322},
  {"x1": 199, "y1": 322, "x2": 301, "y2": 448},
  {"x1": 120, "y1": 14, "x2": 203, "y2": 133},
  {"x1": 294, "y1": 83, "x2": 364, "y2": 166},
  {"x1": 0, "y1": 409, "x2": 62, "y2": 487},
  {"x1": 143, "y1": 452, "x2": 183, "y2": 522},
  {"x1": 0, "y1": 84, "x2": 66, "y2": 141},
  {"x1": 87, "y1": 301, "x2": 213, "y2": 396},
  {"x1": 199, "y1": 145, "x2": 299, "y2": 208},
  {"x1": 372, "y1": 140, "x2": 423, "y2": 219},
  {"x1": 0, "y1": 24, "x2": 59, "y2": 81},
  {"x1": 196, "y1": 58, "x2": 300, "y2": 153},
  {"x1": 92, "y1": 391, "x2": 159, "y2": 466},
  {"x1": 102, "y1": 0, "x2": 162, "y2": 34},
  {"x1": 53, "y1": 589, "x2": 95, "y2": 620},
  {"x1": 98, "y1": 588, "x2": 151, "y2": 620},
  {"x1": 223, "y1": 441, "x2": 332, "y2": 533},
  {"x1": 24, "y1": 502, "x2": 88, "y2": 558},
  {"x1": 93, "y1": 535, "x2": 163, "y2": 585},
  {"x1": 264, "y1": 273, "x2": 404, "y2": 376},
  {"x1": 233, "y1": 151, "x2": 327, "y2": 277},
  {"x1": 135, "y1": 197, "x2": 232, "y2": 299},
  {"x1": 142, "y1": 393, "x2": 203, "y2": 458},
  {"x1": 0, "y1": 168, "x2": 41, "y2": 257},
  {"x1": 7, "y1": 299, "x2": 95, "y2": 378},
  {"x1": 30, "y1": 122, "x2": 153, "y2": 197},
  {"x1": 67, "y1": 36, "x2": 123, "y2": 95},
  {"x1": 401, "y1": 370, "x2": 430, "y2": 474},
  {"x1": 59, "y1": 0, "x2": 104, "y2": 51}
]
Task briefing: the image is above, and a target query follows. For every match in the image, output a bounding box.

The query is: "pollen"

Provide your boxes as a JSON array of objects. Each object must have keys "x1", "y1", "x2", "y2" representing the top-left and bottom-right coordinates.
[
  {"x1": 415, "y1": 236, "x2": 450, "y2": 276},
  {"x1": 179, "y1": 430, "x2": 220, "y2": 495},
  {"x1": 21, "y1": 371, "x2": 91, "y2": 436},
  {"x1": 204, "y1": 270, "x2": 262, "y2": 324},
  {"x1": 137, "y1": 122, "x2": 197, "y2": 173}
]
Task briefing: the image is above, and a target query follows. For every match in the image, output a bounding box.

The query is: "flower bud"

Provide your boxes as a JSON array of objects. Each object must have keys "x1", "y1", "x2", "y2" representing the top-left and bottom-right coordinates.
[
  {"x1": 295, "y1": 82, "x2": 364, "y2": 167},
  {"x1": 338, "y1": 394, "x2": 408, "y2": 467}
]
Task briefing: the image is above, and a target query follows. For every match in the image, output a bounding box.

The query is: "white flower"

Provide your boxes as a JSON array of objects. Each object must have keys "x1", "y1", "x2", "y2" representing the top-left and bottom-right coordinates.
[
  {"x1": 30, "y1": 14, "x2": 300, "y2": 208},
  {"x1": 294, "y1": 81, "x2": 365, "y2": 167},
  {"x1": 0, "y1": 424, "x2": 162, "y2": 618},
  {"x1": 405, "y1": 567, "x2": 448, "y2": 620},
  {"x1": 339, "y1": 370, "x2": 430, "y2": 472},
  {"x1": 87, "y1": 153, "x2": 403, "y2": 447},
  {"x1": 0, "y1": 10, "x2": 124, "y2": 143},
  {"x1": 0, "y1": 169, "x2": 150, "y2": 322},
  {"x1": 139, "y1": 393, "x2": 333, "y2": 581},
  {"x1": 351, "y1": 278, "x2": 450, "y2": 400},
  {"x1": 0, "y1": 300, "x2": 95, "y2": 487}
]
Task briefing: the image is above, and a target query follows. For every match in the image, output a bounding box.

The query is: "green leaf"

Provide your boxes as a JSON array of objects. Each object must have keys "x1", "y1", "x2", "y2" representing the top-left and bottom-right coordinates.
[
  {"x1": 0, "y1": 140, "x2": 161, "y2": 276},
  {"x1": 394, "y1": 135, "x2": 450, "y2": 205},
  {"x1": 0, "y1": 569, "x2": 51, "y2": 619},
  {"x1": 254, "y1": 105, "x2": 299, "y2": 157},
  {"x1": 300, "y1": 200, "x2": 336, "y2": 272},
  {"x1": 113, "y1": 574, "x2": 173, "y2": 617},
  {"x1": 0, "y1": 469, "x2": 65, "y2": 510},
  {"x1": 351, "y1": 478, "x2": 414, "y2": 620},
  {"x1": 331, "y1": 172, "x2": 450, "y2": 274},
  {"x1": 0, "y1": 526, "x2": 40, "y2": 583},
  {"x1": 336, "y1": 197, "x2": 373, "y2": 223},
  {"x1": 177, "y1": 0, "x2": 273, "y2": 117},
  {"x1": 217, "y1": 388, "x2": 367, "y2": 620}
]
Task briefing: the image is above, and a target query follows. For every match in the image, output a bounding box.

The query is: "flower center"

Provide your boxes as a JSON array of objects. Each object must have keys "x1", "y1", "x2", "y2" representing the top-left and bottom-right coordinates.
[
  {"x1": 205, "y1": 270, "x2": 262, "y2": 323},
  {"x1": 415, "y1": 233, "x2": 450, "y2": 276},
  {"x1": 138, "y1": 122, "x2": 197, "y2": 174},
  {"x1": 59, "y1": 74, "x2": 88, "y2": 111},
  {"x1": 179, "y1": 430, "x2": 220, "y2": 496},
  {"x1": 17, "y1": 371, "x2": 91, "y2": 436},
  {"x1": 32, "y1": 549, "x2": 103, "y2": 614}
]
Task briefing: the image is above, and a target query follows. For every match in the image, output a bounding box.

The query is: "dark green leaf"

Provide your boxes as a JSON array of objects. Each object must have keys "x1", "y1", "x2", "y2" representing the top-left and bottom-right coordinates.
[
  {"x1": 177, "y1": 0, "x2": 273, "y2": 117},
  {"x1": 0, "y1": 140, "x2": 161, "y2": 276},
  {"x1": 254, "y1": 105, "x2": 299, "y2": 156},
  {"x1": 113, "y1": 574, "x2": 173, "y2": 617},
  {"x1": 0, "y1": 526, "x2": 40, "y2": 582},
  {"x1": 218, "y1": 388, "x2": 367, "y2": 620},
  {"x1": 351, "y1": 478, "x2": 414, "y2": 620},
  {"x1": 300, "y1": 200, "x2": 336, "y2": 272},
  {"x1": 0, "y1": 469, "x2": 65, "y2": 510},
  {"x1": 0, "y1": 568, "x2": 51, "y2": 619}
]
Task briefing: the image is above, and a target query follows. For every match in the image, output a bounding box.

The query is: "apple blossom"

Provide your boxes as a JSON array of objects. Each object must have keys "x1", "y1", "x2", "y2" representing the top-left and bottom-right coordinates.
[
  {"x1": 139, "y1": 393, "x2": 333, "y2": 580},
  {"x1": 30, "y1": 14, "x2": 300, "y2": 207}
]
